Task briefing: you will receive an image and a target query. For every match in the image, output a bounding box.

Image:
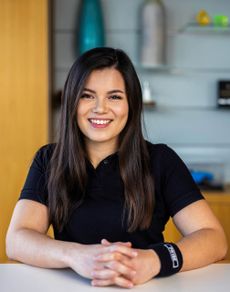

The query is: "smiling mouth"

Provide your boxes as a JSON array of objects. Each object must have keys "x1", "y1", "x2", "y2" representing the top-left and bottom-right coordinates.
[{"x1": 88, "y1": 119, "x2": 112, "y2": 125}]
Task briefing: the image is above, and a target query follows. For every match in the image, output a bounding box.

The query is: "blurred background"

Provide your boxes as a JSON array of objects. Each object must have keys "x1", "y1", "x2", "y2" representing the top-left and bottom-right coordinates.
[{"x1": 1, "y1": 0, "x2": 230, "y2": 262}]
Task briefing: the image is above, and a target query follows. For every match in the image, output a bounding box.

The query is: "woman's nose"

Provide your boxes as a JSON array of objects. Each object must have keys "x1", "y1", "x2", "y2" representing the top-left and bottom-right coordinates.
[{"x1": 92, "y1": 97, "x2": 107, "y2": 113}]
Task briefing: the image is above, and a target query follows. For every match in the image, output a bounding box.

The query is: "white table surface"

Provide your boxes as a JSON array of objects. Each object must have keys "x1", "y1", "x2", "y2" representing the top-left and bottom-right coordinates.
[{"x1": 0, "y1": 263, "x2": 229, "y2": 292}]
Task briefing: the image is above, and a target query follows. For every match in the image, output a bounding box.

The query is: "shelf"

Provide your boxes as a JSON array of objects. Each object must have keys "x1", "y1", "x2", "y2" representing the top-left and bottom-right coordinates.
[
  {"x1": 143, "y1": 104, "x2": 230, "y2": 112},
  {"x1": 136, "y1": 65, "x2": 230, "y2": 75},
  {"x1": 143, "y1": 101, "x2": 156, "y2": 109},
  {"x1": 57, "y1": 64, "x2": 230, "y2": 75},
  {"x1": 179, "y1": 22, "x2": 230, "y2": 34}
]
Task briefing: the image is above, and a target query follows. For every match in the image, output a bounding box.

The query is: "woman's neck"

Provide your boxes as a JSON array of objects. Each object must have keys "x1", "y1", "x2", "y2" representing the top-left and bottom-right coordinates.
[{"x1": 86, "y1": 140, "x2": 118, "y2": 168}]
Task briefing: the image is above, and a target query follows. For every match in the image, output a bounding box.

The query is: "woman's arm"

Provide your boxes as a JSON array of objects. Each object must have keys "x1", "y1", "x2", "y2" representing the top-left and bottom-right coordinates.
[
  {"x1": 6, "y1": 199, "x2": 136, "y2": 284},
  {"x1": 6, "y1": 199, "x2": 76, "y2": 268},
  {"x1": 92, "y1": 200, "x2": 228, "y2": 287},
  {"x1": 173, "y1": 199, "x2": 228, "y2": 271}
]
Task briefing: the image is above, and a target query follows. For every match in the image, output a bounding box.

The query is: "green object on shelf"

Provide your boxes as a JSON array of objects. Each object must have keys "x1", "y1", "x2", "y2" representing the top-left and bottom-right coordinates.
[
  {"x1": 78, "y1": 0, "x2": 105, "y2": 55},
  {"x1": 213, "y1": 15, "x2": 229, "y2": 27}
]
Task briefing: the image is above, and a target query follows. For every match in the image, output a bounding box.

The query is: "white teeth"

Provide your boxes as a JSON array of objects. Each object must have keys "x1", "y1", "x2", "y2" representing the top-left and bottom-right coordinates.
[{"x1": 90, "y1": 119, "x2": 111, "y2": 125}]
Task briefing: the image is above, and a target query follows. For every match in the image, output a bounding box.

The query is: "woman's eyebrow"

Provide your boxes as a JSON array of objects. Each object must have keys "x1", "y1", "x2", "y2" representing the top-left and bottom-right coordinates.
[
  {"x1": 83, "y1": 88, "x2": 96, "y2": 93},
  {"x1": 107, "y1": 89, "x2": 125, "y2": 94},
  {"x1": 83, "y1": 88, "x2": 125, "y2": 94}
]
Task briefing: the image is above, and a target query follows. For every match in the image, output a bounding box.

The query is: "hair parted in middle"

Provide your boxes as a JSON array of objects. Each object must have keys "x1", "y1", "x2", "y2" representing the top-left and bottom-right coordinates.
[{"x1": 48, "y1": 47, "x2": 155, "y2": 232}]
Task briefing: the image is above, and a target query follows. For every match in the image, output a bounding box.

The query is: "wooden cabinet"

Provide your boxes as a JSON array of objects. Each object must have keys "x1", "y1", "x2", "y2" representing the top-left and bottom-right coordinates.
[
  {"x1": 164, "y1": 189, "x2": 230, "y2": 260},
  {"x1": 0, "y1": 0, "x2": 49, "y2": 262}
]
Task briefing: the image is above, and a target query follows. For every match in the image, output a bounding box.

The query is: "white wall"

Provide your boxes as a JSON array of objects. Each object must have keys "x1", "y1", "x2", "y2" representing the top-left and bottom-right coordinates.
[{"x1": 53, "y1": 0, "x2": 230, "y2": 183}]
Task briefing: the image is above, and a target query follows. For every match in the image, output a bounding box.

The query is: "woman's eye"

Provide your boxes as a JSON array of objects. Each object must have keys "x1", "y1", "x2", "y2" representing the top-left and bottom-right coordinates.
[
  {"x1": 81, "y1": 93, "x2": 93, "y2": 99},
  {"x1": 109, "y1": 95, "x2": 122, "y2": 100}
]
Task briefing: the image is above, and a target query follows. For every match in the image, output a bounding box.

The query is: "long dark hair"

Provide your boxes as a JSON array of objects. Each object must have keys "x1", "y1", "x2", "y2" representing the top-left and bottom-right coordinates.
[{"x1": 48, "y1": 47, "x2": 154, "y2": 232}]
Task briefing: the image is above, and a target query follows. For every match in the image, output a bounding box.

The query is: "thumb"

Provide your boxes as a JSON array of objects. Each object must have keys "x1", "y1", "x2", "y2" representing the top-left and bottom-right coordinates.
[
  {"x1": 101, "y1": 239, "x2": 132, "y2": 247},
  {"x1": 101, "y1": 238, "x2": 111, "y2": 246}
]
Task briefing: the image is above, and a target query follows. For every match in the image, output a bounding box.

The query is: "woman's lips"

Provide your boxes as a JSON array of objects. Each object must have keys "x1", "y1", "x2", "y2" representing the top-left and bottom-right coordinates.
[{"x1": 88, "y1": 118, "x2": 112, "y2": 128}]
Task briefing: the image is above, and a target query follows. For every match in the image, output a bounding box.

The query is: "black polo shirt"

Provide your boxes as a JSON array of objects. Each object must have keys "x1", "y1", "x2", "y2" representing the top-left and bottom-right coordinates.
[{"x1": 19, "y1": 142, "x2": 204, "y2": 248}]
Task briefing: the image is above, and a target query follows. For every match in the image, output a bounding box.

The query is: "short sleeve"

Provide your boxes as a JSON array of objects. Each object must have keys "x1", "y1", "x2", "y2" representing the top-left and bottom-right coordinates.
[
  {"x1": 160, "y1": 145, "x2": 204, "y2": 217},
  {"x1": 19, "y1": 144, "x2": 54, "y2": 205}
]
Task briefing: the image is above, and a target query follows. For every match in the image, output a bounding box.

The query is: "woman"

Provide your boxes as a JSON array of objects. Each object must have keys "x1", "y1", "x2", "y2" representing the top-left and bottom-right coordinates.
[{"x1": 6, "y1": 47, "x2": 227, "y2": 288}]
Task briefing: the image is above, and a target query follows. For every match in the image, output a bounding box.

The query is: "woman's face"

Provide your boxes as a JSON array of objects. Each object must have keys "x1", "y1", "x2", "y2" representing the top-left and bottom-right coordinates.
[{"x1": 77, "y1": 68, "x2": 129, "y2": 151}]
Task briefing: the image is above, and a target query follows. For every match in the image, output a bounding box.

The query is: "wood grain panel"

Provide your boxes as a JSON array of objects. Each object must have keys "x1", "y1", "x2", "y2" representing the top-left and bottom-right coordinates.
[
  {"x1": 204, "y1": 193, "x2": 230, "y2": 260},
  {"x1": 0, "y1": 0, "x2": 49, "y2": 262}
]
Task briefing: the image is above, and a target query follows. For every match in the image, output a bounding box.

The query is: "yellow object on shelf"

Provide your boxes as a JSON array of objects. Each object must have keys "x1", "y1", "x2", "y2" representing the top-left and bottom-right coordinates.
[{"x1": 196, "y1": 9, "x2": 211, "y2": 26}]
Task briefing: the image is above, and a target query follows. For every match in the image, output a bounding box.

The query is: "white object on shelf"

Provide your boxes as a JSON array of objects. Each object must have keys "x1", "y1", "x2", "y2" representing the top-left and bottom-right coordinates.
[
  {"x1": 142, "y1": 81, "x2": 152, "y2": 103},
  {"x1": 142, "y1": 81, "x2": 156, "y2": 108},
  {"x1": 140, "y1": 0, "x2": 166, "y2": 68}
]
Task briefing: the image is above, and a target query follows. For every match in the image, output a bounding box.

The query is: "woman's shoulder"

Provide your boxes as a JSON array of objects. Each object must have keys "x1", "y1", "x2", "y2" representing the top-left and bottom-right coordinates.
[
  {"x1": 32, "y1": 143, "x2": 56, "y2": 169},
  {"x1": 146, "y1": 140, "x2": 172, "y2": 155},
  {"x1": 145, "y1": 141, "x2": 180, "y2": 165},
  {"x1": 37, "y1": 143, "x2": 56, "y2": 153},
  {"x1": 36, "y1": 143, "x2": 56, "y2": 157}
]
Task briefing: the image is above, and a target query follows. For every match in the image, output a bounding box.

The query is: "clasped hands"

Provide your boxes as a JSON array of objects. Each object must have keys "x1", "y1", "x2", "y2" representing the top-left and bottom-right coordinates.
[{"x1": 70, "y1": 239, "x2": 161, "y2": 288}]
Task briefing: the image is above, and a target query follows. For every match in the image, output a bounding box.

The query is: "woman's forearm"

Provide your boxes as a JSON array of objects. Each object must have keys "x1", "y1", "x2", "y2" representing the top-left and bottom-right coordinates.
[
  {"x1": 6, "y1": 228, "x2": 77, "y2": 268},
  {"x1": 177, "y1": 227, "x2": 228, "y2": 272}
]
